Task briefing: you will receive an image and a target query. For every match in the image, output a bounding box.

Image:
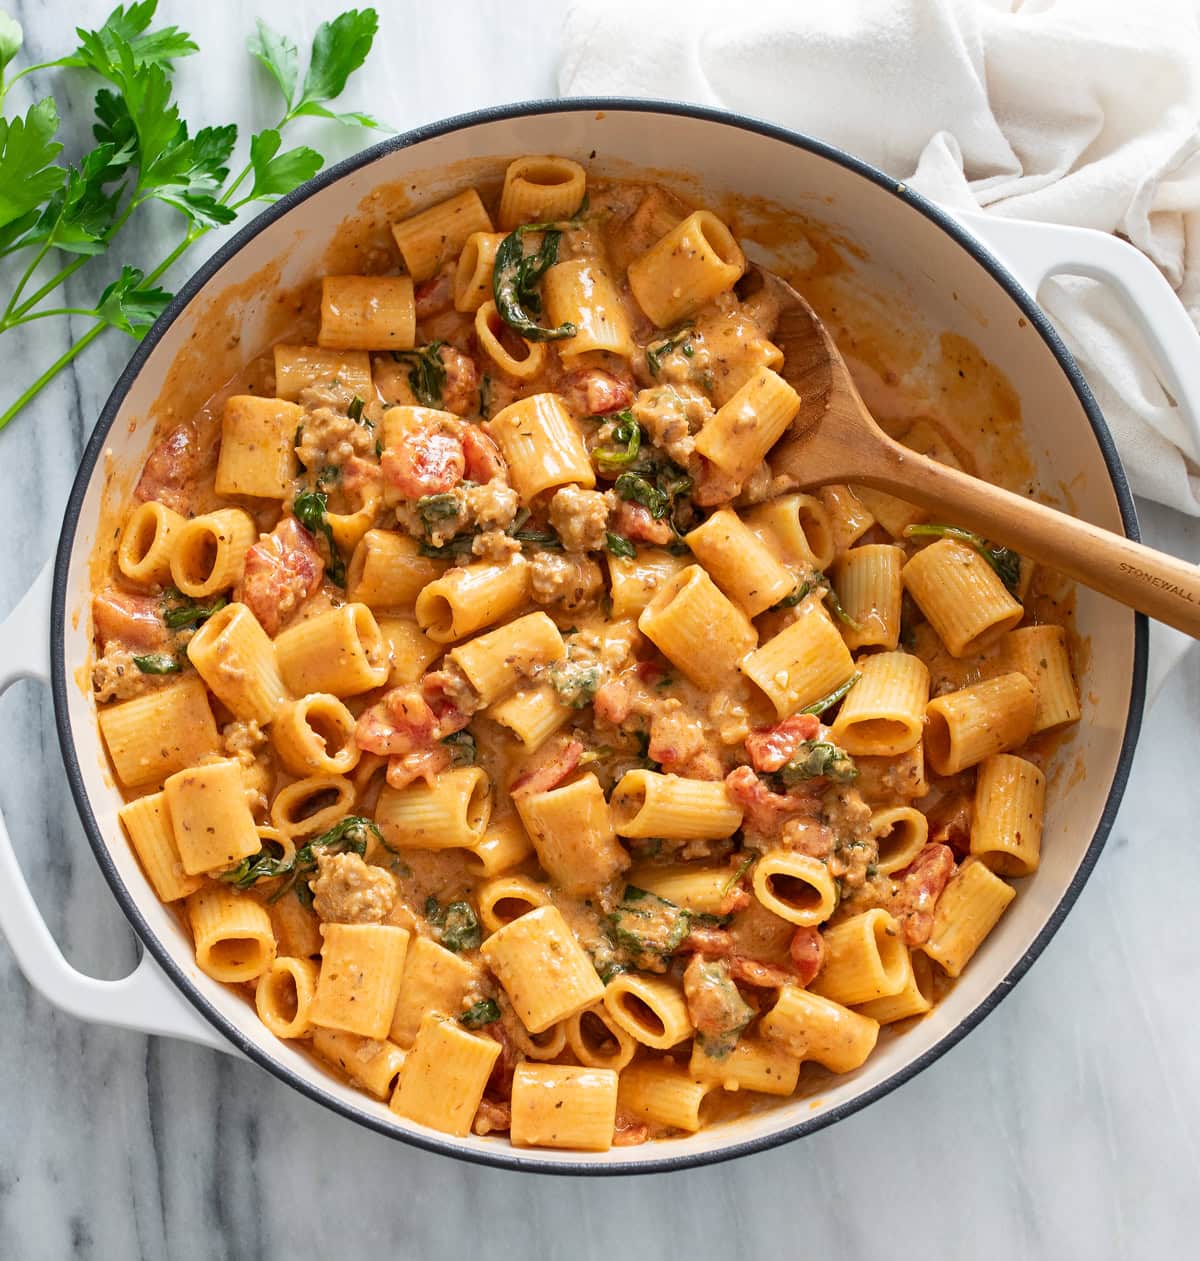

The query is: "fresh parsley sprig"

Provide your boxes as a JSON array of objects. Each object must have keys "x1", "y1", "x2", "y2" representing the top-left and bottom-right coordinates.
[{"x1": 0, "y1": 3, "x2": 384, "y2": 432}]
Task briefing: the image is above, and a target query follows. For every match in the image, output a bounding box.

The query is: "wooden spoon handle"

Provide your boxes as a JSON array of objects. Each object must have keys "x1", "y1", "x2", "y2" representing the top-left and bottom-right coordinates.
[{"x1": 861, "y1": 445, "x2": 1200, "y2": 637}]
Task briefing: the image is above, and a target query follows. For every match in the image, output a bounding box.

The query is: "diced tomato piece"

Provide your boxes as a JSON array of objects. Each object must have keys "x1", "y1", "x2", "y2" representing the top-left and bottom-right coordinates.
[
  {"x1": 561, "y1": 368, "x2": 634, "y2": 416},
  {"x1": 745, "y1": 714, "x2": 821, "y2": 773},
  {"x1": 381, "y1": 425, "x2": 465, "y2": 498},
  {"x1": 386, "y1": 744, "x2": 452, "y2": 790},
  {"x1": 92, "y1": 589, "x2": 168, "y2": 651},
  {"x1": 614, "y1": 501, "x2": 673, "y2": 545},
  {"x1": 355, "y1": 688, "x2": 438, "y2": 758},
  {"x1": 134, "y1": 421, "x2": 202, "y2": 513},
  {"x1": 439, "y1": 346, "x2": 481, "y2": 417},
  {"x1": 461, "y1": 426, "x2": 506, "y2": 483},
  {"x1": 788, "y1": 927, "x2": 825, "y2": 987},
  {"x1": 413, "y1": 263, "x2": 455, "y2": 320},
  {"x1": 729, "y1": 955, "x2": 794, "y2": 988},
  {"x1": 237, "y1": 517, "x2": 324, "y2": 636},
  {"x1": 511, "y1": 738, "x2": 583, "y2": 796},
  {"x1": 890, "y1": 844, "x2": 956, "y2": 946},
  {"x1": 592, "y1": 679, "x2": 633, "y2": 725},
  {"x1": 724, "y1": 766, "x2": 820, "y2": 840},
  {"x1": 680, "y1": 926, "x2": 734, "y2": 957}
]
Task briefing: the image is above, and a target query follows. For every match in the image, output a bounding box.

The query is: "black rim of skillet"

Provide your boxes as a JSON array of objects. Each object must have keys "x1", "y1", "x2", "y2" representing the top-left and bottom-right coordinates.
[{"x1": 50, "y1": 98, "x2": 1148, "y2": 1176}]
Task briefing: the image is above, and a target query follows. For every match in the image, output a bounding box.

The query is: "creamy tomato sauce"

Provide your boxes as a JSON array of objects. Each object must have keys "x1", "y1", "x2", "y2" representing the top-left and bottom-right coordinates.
[{"x1": 89, "y1": 159, "x2": 1082, "y2": 1150}]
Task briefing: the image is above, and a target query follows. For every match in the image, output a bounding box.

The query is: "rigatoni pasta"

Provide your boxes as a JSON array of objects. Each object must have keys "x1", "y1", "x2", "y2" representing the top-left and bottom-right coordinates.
[
  {"x1": 391, "y1": 187, "x2": 494, "y2": 283},
  {"x1": 92, "y1": 158, "x2": 1083, "y2": 1151},
  {"x1": 319, "y1": 275, "x2": 415, "y2": 351},
  {"x1": 903, "y1": 537, "x2": 1024, "y2": 656}
]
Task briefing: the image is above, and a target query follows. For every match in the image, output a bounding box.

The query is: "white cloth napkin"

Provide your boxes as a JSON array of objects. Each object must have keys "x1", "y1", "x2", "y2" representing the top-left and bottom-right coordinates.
[{"x1": 559, "y1": 0, "x2": 1200, "y2": 517}]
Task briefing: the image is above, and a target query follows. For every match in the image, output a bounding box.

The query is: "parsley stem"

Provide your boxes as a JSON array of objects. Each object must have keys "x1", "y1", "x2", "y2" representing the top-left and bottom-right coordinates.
[
  {"x1": 7, "y1": 195, "x2": 142, "y2": 325},
  {"x1": 0, "y1": 322, "x2": 105, "y2": 432},
  {"x1": 8, "y1": 307, "x2": 99, "y2": 324},
  {"x1": 2, "y1": 240, "x2": 53, "y2": 327}
]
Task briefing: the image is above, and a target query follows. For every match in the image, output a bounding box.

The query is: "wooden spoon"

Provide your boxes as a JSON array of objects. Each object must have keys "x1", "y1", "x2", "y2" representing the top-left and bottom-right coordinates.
[{"x1": 755, "y1": 267, "x2": 1200, "y2": 637}]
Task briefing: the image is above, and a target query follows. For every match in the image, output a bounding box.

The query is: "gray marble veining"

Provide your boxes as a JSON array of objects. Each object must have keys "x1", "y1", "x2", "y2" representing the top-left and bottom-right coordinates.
[{"x1": 1, "y1": 4, "x2": 1197, "y2": 1258}]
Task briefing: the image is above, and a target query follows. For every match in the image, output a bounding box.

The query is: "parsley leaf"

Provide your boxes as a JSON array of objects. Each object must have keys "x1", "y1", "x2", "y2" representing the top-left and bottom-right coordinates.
[
  {"x1": 61, "y1": 2, "x2": 198, "y2": 73},
  {"x1": 247, "y1": 128, "x2": 322, "y2": 201},
  {"x1": 96, "y1": 265, "x2": 170, "y2": 337},
  {"x1": 247, "y1": 19, "x2": 299, "y2": 109},
  {"x1": 0, "y1": 6, "x2": 386, "y2": 435},
  {"x1": 290, "y1": 9, "x2": 382, "y2": 127},
  {"x1": 293, "y1": 489, "x2": 346, "y2": 586},
  {"x1": 29, "y1": 142, "x2": 132, "y2": 256},
  {"x1": 0, "y1": 13, "x2": 22, "y2": 78},
  {"x1": 0, "y1": 99, "x2": 65, "y2": 232}
]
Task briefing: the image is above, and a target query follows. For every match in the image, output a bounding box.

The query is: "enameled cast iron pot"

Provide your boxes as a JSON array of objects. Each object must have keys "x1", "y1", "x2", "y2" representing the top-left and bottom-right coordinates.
[{"x1": 3, "y1": 101, "x2": 1199, "y2": 1174}]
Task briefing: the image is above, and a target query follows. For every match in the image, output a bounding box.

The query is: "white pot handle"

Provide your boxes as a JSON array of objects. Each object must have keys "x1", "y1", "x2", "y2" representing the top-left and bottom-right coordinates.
[
  {"x1": 948, "y1": 208, "x2": 1200, "y2": 462},
  {"x1": 948, "y1": 208, "x2": 1200, "y2": 701},
  {"x1": 0, "y1": 562, "x2": 231, "y2": 1053}
]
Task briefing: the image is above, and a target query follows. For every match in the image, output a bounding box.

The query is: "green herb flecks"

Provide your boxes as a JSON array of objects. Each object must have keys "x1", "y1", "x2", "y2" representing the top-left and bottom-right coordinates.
[
  {"x1": 458, "y1": 997, "x2": 500, "y2": 1028},
  {"x1": 905, "y1": 523, "x2": 1022, "y2": 595},
  {"x1": 605, "y1": 531, "x2": 637, "y2": 560},
  {"x1": 591, "y1": 410, "x2": 641, "y2": 472},
  {"x1": 778, "y1": 739, "x2": 858, "y2": 787},
  {"x1": 491, "y1": 202, "x2": 587, "y2": 342},
  {"x1": 273, "y1": 814, "x2": 382, "y2": 905},
  {"x1": 391, "y1": 341, "x2": 445, "y2": 408},
  {"x1": 416, "y1": 491, "x2": 462, "y2": 532},
  {"x1": 548, "y1": 659, "x2": 602, "y2": 709},
  {"x1": 608, "y1": 886, "x2": 692, "y2": 970},
  {"x1": 689, "y1": 957, "x2": 753, "y2": 1060},
  {"x1": 441, "y1": 729, "x2": 476, "y2": 767},
  {"x1": 424, "y1": 896, "x2": 482, "y2": 952},
  {"x1": 218, "y1": 834, "x2": 293, "y2": 889},
  {"x1": 799, "y1": 672, "x2": 861, "y2": 717},
  {"x1": 645, "y1": 324, "x2": 694, "y2": 377},
  {"x1": 347, "y1": 393, "x2": 365, "y2": 422},
  {"x1": 721, "y1": 853, "x2": 756, "y2": 896},
  {"x1": 292, "y1": 488, "x2": 345, "y2": 586},
  {"x1": 161, "y1": 587, "x2": 227, "y2": 630},
  {"x1": 418, "y1": 532, "x2": 478, "y2": 559},
  {"x1": 823, "y1": 584, "x2": 861, "y2": 631},
  {"x1": 131, "y1": 651, "x2": 182, "y2": 674}
]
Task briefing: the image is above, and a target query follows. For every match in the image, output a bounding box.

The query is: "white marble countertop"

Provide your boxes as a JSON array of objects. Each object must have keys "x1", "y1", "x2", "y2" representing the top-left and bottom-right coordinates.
[{"x1": 1, "y1": 3, "x2": 1198, "y2": 1257}]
